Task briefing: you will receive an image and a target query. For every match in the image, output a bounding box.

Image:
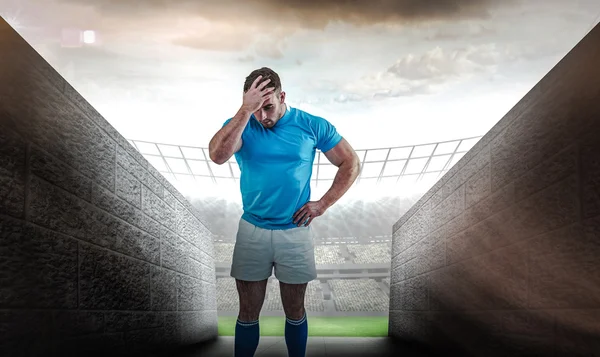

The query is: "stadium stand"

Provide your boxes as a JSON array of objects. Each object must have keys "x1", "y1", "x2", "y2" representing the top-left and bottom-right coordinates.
[
  {"x1": 262, "y1": 279, "x2": 325, "y2": 312},
  {"x1": 214, "y1": 243, "x2": 234, "y2": 264},
  {"x1": 216, "y1": 277, "x2": 239, "y2": 311},
  {"x1": 314, "y1": 245, "x2": 346, "y2": 265},
  {"x1": 347, "y1": 243, "x2": 391, "y2": 264},
  {"x1": 329, "y1": 279, "x2": 389, "y2": 312}
]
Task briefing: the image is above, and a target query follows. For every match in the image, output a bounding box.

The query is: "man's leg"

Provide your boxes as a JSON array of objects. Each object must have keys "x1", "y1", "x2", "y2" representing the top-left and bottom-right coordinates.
[
  {"x1": 230, "y1": 218, "x2": 274, "y2": 357},
  {"x1": 272, "y1": 225, "x2": 316, "y2": 357},
  {"x1": 280, "y1": 281, "x2": 309, "y2": 357},
  {"x1": 234, "y1": 279, "x2": 268, "y2": 357}
]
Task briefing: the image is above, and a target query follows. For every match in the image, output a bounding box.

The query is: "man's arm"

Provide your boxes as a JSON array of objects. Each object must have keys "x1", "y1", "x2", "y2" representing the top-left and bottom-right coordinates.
[
  {"x1": 208, "y1": 107, "x2": 250, "y2": 164},
  {"x1": 209, "y1": 75, "x2": 274, "y2": 164},
  {"x1": 293, "y1": 138, "x2": 360, "y2": 226},
  {"x1": 319, "y1": 138, "x2": 361, "y2": 209}
]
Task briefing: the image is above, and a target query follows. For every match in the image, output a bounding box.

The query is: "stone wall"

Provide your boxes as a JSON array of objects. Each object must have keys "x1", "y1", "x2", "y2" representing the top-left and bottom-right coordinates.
[
  {"x1": 388, "y1": 24, "x2": 600, "y2": 356},
  {"x1": 0, "y1": 18, "x2": 217, "y2": 357}
]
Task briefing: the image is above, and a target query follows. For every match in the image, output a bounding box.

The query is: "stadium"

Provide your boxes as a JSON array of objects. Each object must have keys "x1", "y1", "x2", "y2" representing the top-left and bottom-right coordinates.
[
  {"x1": 3, "y1": 5, "x2": 600, "y2": 356},
  {"x1": 127, "y1": 135, "x2": 482, "y2": 335}
]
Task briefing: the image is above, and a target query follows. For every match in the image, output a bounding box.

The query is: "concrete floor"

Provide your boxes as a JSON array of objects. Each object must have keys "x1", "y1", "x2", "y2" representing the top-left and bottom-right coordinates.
[{"x1": 172, "y1": 336, "x2": 438, "y2": 357}]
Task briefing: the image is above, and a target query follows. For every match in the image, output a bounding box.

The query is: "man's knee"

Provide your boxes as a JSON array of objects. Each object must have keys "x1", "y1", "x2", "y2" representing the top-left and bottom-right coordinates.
[{"x1": 284, "y1": 306, "x2": 305, "y2": 321}]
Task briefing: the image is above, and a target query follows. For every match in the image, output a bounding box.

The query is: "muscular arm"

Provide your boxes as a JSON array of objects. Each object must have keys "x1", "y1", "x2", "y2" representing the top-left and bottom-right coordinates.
[
  {"x1": 208, "y1": 106, "x2": 251, "y2": 164},
  {"x1": 319, "y1": 138, "x2": 361, "y2": 209}
]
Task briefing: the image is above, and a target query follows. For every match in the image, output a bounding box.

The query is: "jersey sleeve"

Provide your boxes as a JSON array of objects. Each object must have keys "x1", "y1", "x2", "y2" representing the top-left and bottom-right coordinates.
[
  {"x1": 222, "y1": 118, "x2": 232, "y2": 127},
  {"x1": 312, "y1": 116, "x2": 343, "y2": 152}
]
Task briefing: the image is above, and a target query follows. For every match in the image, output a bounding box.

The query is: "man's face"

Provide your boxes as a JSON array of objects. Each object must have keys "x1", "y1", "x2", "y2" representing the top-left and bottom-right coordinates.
[{"x1": 253, "y1": 90, "x2": 286, "y2": 129}]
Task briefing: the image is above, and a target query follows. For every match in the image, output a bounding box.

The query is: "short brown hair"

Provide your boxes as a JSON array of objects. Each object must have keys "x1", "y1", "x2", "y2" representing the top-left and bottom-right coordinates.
[{"x1": 243, "y1": 67, "x2": 282, "y2": 93}]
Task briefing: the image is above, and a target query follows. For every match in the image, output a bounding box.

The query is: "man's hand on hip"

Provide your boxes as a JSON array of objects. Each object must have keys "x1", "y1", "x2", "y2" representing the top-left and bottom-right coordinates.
[{"x1": 293, "y1": 201, "x2": 327, "y2": 227}]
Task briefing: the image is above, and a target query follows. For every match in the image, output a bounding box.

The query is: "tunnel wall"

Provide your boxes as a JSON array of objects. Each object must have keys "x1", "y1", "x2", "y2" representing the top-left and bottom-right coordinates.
[
  {"x1": 0, "y1": 18, "x2": 217, "y2": 357},
  {"x1": 388, "y1": 24, "x2": 600, "y2": 356}
]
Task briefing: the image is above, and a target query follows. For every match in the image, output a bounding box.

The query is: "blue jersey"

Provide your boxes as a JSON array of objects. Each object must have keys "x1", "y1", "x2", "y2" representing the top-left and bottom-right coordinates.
[{"x1": 222, "y1": 106, "x2": 342, "y2": 230}]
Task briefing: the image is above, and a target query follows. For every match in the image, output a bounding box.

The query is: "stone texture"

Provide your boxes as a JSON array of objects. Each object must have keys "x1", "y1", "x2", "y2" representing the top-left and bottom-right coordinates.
[
  {"x1": 0, "y1": 310, "x2": 54, "y2": 357},
  {"x1": 555, "y1": 309, "x2": 600, "y2": 357},
  {"x1": 528, "y1": 217, "x2": 600, "y2": 309},
  {"x1": 0, "y1": 124, "x2": 26, "y2": 220},
  {"x1": 29, "y1": 176, "x2": 90, "y2": 240},
  {"x1": 513, "y1": 144, "x2": 577, "y2": 202},
  {"x1": 465, "y1": 163, "x2": 491, "y2": 208},
  {"x1": 389, "y1": 282, "x2": 402, "y2": 310},
  {"x1": 390, "y1": 22, "x2": 600, "y2": 357},
  {"x1": 105, "y1": 311, "x2": 163, "y2": 333},
  {"x1": 150, "y1": 266, "x2": 178, "y2": 311},
  {"x1": 509, "y1": 174, "x2": 579, "y2": 242},
  {"x1": 143, "y1": 186, "x2": 176, "y2": 231},
  {"x1": 116, "y1": 145, "x2": 164, "y2": 199},
  {"x1": 79, "y1": 243, "x2": 152, "y2": 310},
  {"x1": 179, "y1": 311, "x2": 218, "y2": 344},
  {"x1": 30, "y1": 145, "x2": 92, "y2": 202},
  {"x1": 401, "y1": 275, "x2": 429, "y2": 311},
  {"x1": 581, "y1": 130, "x2": 600, "y2": 219},
  {"x1": 116, "y1": 164, "x2": 142, "y2": 208},
  {"x1": 0, "y1": 218, "x2": 78, "y2": 309},
  {"x1": 52, "y1": 311, "x2": 105, "y2": 338},
  {"x1": 0, "y1": 18, "x2": 218, "y2": 357}
]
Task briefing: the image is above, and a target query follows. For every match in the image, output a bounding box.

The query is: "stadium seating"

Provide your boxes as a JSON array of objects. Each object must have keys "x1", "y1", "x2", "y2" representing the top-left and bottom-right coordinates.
[
  {"x1": 216, "y1": 277, "x2": 325, "y2": 312},
  {"x1": 314, "y1": 245, "x2": 346, "y2": 265},
  {"x1": 214, "y1": 243, "x2": 235, "y2": 264},
  {"x1": 328, "y1": 279, "x2": 389, "y2": 311},
  {"x1": 263, "y1": 279, "x2": 325, "y2": 312},
  {"x1": 347, "y1": 243, "x2": 391, "y2": 264},
  {"x1": 216, "y1": 277, "x2": 239, "y2": 311}
]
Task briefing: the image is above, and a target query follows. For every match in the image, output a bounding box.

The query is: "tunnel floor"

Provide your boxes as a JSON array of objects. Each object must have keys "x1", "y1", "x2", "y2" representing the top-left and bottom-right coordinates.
[{"x1": 169, "y1": 336, "x2": 437, "y2": 357}]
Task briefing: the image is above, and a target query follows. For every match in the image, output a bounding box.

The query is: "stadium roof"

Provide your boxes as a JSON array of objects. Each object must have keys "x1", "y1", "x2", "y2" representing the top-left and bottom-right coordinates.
[{"x1": 127, "y1": 135, "x2": 483, "y2": 199}]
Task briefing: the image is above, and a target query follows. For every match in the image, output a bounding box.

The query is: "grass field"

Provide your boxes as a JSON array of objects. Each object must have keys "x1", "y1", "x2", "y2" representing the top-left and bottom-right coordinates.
[{"x1": 218, "y1": 316, "x2": 389, "y2": 337}]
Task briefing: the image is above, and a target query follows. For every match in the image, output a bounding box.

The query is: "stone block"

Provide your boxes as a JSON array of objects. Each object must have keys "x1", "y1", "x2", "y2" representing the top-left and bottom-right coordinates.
[
  {"x1": 0, "y1": 310, "x2": 54, "y2": 357},
  {"x1": 389, "y1": 282, "x2": 402, "y2": 311},
  {"x1": 0, "y1": 125, "x2": 26, "y2": 219},
  {"x1": 179, "y1": 311, "x2": 218, "y2": 344},
  {"x1": 509, "y1": 174, "x2": 579, "y2": 241},
  {"x1": 116, "y1": 164, "x2": 142, "y2": 208},
  {"x1": 463, "y1": 181, "x2": 515, "y2": 228},
  {"x1": 465, "y1": 163, "x2": 491, "y2": 208},
  {"x1": 528, "y1": 217, "x2": 600, "y2": 309},
  {"x1": 581, "y1": 131, "x2": 600, "y2": 219},
  {"x1": 178, "y1": 275, "x2": 206, "y2": 311},
  {"x1": 514, "y1": 144, "x2": 577, "y2": 202},
  {"x1": 29, "y1": 177, "x2": 89, "y2": 240},
  {"x1": 105, "y1": 311, "x2": 163, "y2": 333},
  {"x1": 402, "y1": 275, "x2": 429, "y2": 311},
  {"x1": 115, "y1": 219, "x2": 160, "y2": 265},
  {"x1": 79, "y1": 243, "x2": 151, "y2": 310},
  {"x1": 0, "y1": 219, "x2": 78, "y2": 309},
  {"x1": 31, "y1": 145, "x2": 92, "y2": 202},
  {"x1": 52, "y1": 311, "x2": 104, "y2": 338},
  {"x1": 555, "y1": 309, "x2": 600, "y2": 356},
  {"x1": 150, "y1": 266, "x2": 178, "y2": 311}
]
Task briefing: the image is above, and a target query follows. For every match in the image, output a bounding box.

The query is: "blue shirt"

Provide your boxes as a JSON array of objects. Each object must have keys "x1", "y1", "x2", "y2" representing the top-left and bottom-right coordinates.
[{"x1": 222, "y1": 106, "x2": 343, "y2": 230}]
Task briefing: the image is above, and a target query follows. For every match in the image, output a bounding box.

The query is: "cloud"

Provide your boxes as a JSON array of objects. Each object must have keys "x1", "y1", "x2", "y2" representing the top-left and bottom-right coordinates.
[
  {"x1": 313, "y1": 43, "x2": 504, "y2": 102},
  {"x1": 58, "y1": 0, "x2": 515, "y2": 28},
  {"x1": 386, "y1": 44, "x2": 501, "y2": 81},
  {"x1": 237, "y1": 55, "x2": 255, "y2": 63}
]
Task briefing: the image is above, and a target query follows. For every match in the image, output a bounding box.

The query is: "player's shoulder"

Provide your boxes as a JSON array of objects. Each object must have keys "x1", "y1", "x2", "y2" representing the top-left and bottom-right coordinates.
[{"x1": 291, "y1": 106, "x2": 328, "y2": 125}]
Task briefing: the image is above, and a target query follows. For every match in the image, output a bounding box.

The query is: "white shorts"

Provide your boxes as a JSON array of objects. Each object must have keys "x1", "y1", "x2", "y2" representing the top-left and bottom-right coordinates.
[{"x1": 230, "y1": 218, "x2": 317, "y2": 284}]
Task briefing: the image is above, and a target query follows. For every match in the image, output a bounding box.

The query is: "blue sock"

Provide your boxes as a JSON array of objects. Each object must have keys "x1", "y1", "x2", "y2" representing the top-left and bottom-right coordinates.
[
  {"x1": 285, "y1": 311, "x2": 308, "y2": 357},
  {"x1": 234, "y1": 318, "x2": 260, "y2": 357}
]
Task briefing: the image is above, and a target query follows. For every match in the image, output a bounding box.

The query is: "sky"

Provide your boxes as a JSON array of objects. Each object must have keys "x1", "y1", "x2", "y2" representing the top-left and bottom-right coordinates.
[{"x1": 2, "y1": 0, "x2": 600, "y2": 153}]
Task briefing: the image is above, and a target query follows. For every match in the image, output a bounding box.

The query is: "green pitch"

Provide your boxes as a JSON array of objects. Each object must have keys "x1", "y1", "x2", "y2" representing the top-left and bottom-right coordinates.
[{"x1": 218, "y1": 316, "x2": 388, "y2": 337}]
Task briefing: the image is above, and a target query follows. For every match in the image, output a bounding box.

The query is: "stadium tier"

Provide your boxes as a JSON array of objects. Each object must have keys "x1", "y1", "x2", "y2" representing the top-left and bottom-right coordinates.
[
  {"x1": 216, "y1": 277, "x2": 388, "y2": 315},
  {"x1": 214, "y1": 242, "x2": 392, "y2": 266}
]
